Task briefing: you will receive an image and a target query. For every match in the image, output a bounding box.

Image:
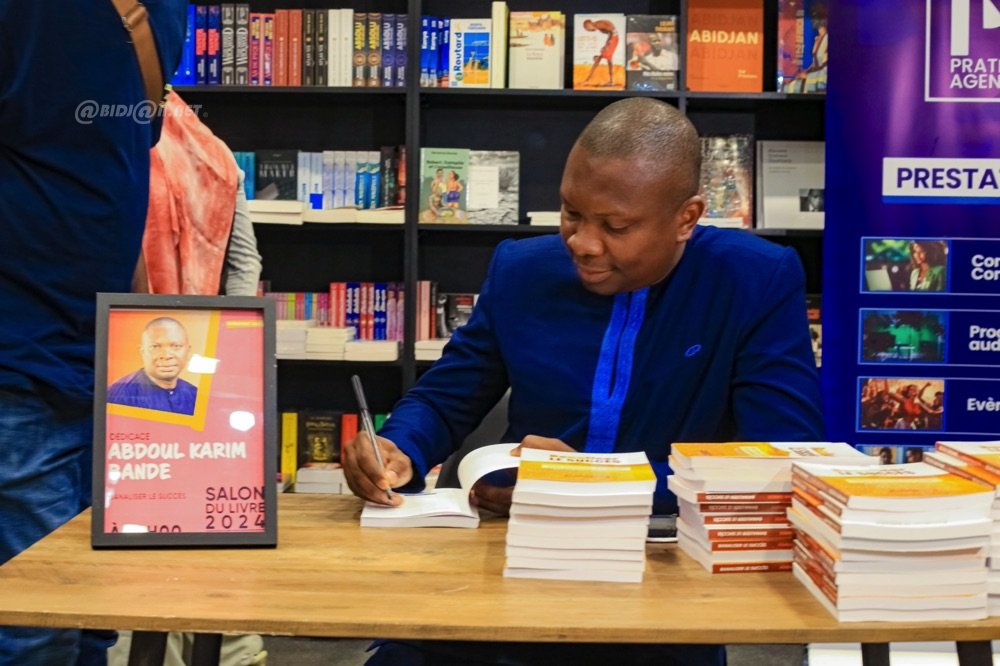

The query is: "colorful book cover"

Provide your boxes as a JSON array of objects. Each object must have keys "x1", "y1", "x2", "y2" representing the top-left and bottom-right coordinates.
[
  {"x1": 698, "y1": 135, "x2": 753, "y2": 229},
  {"x1": 686, "y1": 0, "x2": 763, "y2": 92},
  {"x1": 419, "y1": 148, "x2": 470, "y2": 223},
  {"x1": 625, "y1": 15, "x2": 679, "y2": 91},
  {"x1": 448, "y1": 18, "x2": 492, "y2": 88},
  {"x1": 792, "y1": 461, "x2": 995, "y2": 508},
  {"x1": 507, "y1": 11, "x2": 565, "y2": 89},
  {"x1": 572, "y1": 13, "x2": 626, "y2": 90},
  {"x1": 777, "y1": 0, "x2": 828, "y2": 93},
  {"x1": 467, "y1": 150, "x2": 519, "y2": 225}
]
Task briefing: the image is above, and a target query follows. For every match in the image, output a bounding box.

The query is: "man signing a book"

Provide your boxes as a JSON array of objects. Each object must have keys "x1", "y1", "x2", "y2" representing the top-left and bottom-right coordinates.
[{"x1": 344, "y1": 97, "x2": 824, "y2": 666}]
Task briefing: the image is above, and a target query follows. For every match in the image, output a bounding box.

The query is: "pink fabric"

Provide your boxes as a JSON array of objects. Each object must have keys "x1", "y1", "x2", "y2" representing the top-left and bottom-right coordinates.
[{"x1": 143, "y1": 91, "x2": 238, "y2": 295}]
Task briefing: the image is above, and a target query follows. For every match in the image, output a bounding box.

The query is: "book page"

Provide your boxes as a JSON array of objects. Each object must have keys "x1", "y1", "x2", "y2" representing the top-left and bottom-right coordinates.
[
  {"x1": 457, "y1": 443, "x2": 520, "y2": 490},
  {"x1": 364, "y1": 488, "x2": 472, "y2": 519}
]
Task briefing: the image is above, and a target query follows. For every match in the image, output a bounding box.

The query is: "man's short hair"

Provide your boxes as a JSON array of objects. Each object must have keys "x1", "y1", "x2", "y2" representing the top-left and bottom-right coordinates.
[
  {"x1": 144, "y1": 317, "x2": 186, "y2": 334},
  {"x1": 575, "y1": 97, "x2": 702, "y2": 203}
]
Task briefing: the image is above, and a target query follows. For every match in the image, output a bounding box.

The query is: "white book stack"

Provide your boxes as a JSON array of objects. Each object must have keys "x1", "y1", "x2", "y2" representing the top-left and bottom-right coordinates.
[
  {"x1": 294, "y1": 462, "x2": 348, "y2": 494},
  {"x1": 275, "y1": 319, "x2": 311, "y2": 357},
  {"x1": 247, "y1": 199, "x2": 304, "y2": 225},
  {"x1": 790, "y1": 461, "x2": 994, "y2": 622},
  {"x1": 343, "y1": 340, "x2": 399, "y2": 362},
  {"x1": 414, "y1": 338, "x2": 449, "y2": 361},
  {"x1": 927, "y1": 441, "x2": 1000, "y2": 615},
  {"x1": 503, "y1": 449, "x2": 655, "y2": 583},
  {"x1": 304, "y1": 326, "x2": 354, "y2": 360},
  {"x1": 668, "y1": 442, "x2": 867, "y2": 574}
]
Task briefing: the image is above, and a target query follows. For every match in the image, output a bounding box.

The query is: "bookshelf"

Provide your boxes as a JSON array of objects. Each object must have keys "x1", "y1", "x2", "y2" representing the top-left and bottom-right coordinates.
[{"x1": 175, "y1": 0, "x2": 826, "y2": 413}]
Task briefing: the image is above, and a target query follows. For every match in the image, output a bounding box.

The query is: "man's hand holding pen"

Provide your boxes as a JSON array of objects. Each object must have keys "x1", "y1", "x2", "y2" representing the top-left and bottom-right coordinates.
[{"x1": 342, "y1": 432, "x2": 412, "y2": 506}]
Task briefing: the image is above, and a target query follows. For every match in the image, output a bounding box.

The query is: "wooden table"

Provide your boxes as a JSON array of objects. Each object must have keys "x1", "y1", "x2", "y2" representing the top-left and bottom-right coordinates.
[{"x1": 0, "y1": 495, "x2": 996, "y2": 666}]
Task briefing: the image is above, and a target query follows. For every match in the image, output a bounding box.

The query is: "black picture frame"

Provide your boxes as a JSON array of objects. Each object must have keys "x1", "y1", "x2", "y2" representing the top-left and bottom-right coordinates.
[{"x1": 92, "y1": 293, "x2": 277, "y2": 548}]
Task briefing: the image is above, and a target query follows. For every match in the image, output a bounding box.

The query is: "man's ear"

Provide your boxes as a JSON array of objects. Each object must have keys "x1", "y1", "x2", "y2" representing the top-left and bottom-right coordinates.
[{"x1": 675, "y1": 195, "x2": 705, "y2": 242}]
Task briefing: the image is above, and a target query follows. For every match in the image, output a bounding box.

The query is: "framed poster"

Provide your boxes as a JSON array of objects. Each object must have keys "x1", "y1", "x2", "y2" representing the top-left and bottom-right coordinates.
[{"x1": 92, "y1": 294, "x2": 277, "y2": 548}]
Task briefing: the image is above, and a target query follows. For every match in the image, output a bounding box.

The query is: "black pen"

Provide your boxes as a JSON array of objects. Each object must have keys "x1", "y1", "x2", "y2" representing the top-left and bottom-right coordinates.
[{"x1": 350, "y1": 374, "x2": 393, "y2": 501}]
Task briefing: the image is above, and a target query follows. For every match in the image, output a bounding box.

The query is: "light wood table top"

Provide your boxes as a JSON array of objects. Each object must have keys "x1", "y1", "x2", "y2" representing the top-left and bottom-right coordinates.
[{"x1": 1, "y1": 494, "x2": 999, "y2": 645}]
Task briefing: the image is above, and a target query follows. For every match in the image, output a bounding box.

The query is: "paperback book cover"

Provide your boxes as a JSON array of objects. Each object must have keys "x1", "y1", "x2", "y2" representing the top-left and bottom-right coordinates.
[
  {"x1": 507, "y1": 11, "x2": 565, "y2": 89},
  {"x1": 755, "y1": 140, "x2": 825, "y2": 230},
  {"x1": 419, "y1": 148, "x2": 470, "y2": 223},
  {"x1": 777, "y1": 0, "x2": 828, "y2": 93},
  {"x1": 448, "y1": 18, "x2": 492, "y2": 87},
  {"x1": 625, "y1": 15, "x2": 679, "y2": 91},
  {"x1": 573, "y1": 13, "x2": 626, "y2": 90},
  {"x1": 467, "y1": 150, "x2": 519, "y2": 225},
  {"x1": 699, "y1": 135, "x2": 753, "y2": 228},
  {"x1": 435, "y1": 293, "x2": 478, "y2": 338},
  {"x1": 255, "y1": 150, "x2": 298, "y2": 200},
  {"x1": 686, "y1": 0, "x2": 763, "y2": 92}
]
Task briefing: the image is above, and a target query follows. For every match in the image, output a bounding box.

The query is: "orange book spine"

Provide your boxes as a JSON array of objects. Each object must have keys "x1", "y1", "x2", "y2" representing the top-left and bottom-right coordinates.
[{"x1": 288, "y1": 9, "x2": 303, "y2": 86}]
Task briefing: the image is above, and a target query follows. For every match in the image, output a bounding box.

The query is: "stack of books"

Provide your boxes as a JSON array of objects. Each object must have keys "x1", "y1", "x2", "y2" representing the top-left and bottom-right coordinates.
[
  {"x1": 927, "y1": 441, "x2": 1000, "y2": 615},
  {"x1": 790, "y1": 461, "x2": 994, "y2": 622},
  {"x1": 305, "y1": 326, "x2": 353, "y2": 360},
  {"x1": 294, "y1": 462, "x2": 347, "y2": 494},
  {"x1": 668, "y1": 442, "x2": 866, "y2": 573},
  {"x1": 275, "y1": 319, "x2": 310, "y2": 357},
  {"x1": 503, "y1": 449, "x2": 656, "y2": 583},
  {"x1": 414, "y1": 338, "x2": 449, "y2": 361},
  {"x1": 343, "y1": 340, "x2": 399, "y2": 362}
]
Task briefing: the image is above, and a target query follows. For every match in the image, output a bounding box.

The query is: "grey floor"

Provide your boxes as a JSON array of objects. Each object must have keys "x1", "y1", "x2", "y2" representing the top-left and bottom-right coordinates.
[{"x1": 261, "y1": 637, "x2": 805, "y2": 665}]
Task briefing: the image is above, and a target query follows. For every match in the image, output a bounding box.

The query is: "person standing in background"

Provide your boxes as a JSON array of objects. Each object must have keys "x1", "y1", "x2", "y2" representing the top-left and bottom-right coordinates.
[
  {"x1": 0, "y1": 2, "x2": 185, "y2": 662},
  {"x1": 110, "y1": 88, "x2": 266, "y2": 666}
]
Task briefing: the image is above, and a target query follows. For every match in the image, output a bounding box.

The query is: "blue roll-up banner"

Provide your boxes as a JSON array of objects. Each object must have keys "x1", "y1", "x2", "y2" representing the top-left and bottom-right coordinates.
[{"x1": 824, "y1": 0, "x2": 1000, "y2": 460}]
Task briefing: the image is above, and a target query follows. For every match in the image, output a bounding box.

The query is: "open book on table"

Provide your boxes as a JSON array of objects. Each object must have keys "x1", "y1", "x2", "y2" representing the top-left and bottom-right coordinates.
[{"x1": 360, "y1": 443, "x2": 519, "y2": 528}]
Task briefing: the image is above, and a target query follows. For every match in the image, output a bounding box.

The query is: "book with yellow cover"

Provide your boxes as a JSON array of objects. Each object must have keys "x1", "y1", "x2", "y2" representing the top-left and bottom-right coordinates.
[
  {"x1": 512, "y1": 448, "x2": 656, "y2": 508},
  {"x1": 792, "y1": 462, "x2": 995, "y2": 512},
  {"x1": 935, "y1": 441, "x2": 1000, "y2": 477},
  {"x1": 671, "y1": 441, "x2": 864, "y2": 470},
  {"x1": 924, "y1": 449, "x2": 1000, "y2": 491}
]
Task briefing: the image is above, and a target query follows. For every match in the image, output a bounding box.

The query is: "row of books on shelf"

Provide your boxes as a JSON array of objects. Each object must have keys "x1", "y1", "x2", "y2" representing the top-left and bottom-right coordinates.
[
  {"x1": 174, "y1": 0, "x2": 825, "y2": 94},
  {"x1": 243, "y1": 137, "x2": 823, "y2": 230},
  {"x1": 263, "y1": 282, "x2": 478, "y2": 352},
  {"x1": 418, "y1": 0, "x2": 824, "y2": 93},
  {"x1": 173, "y1": 4, "x2": 406, "y2": 87},
  {"x1": 412, "y1": 139, "x2": 822, "y2": 231},
  {"x1": 235, "y1": 145, "x2": 404, "y2": 212},
  {"x1": 701, "y1": 138, "x2": 825, "y2": 230},
  {"x1": 280, "y1": 408, "x2": 379, "y2": 492}
]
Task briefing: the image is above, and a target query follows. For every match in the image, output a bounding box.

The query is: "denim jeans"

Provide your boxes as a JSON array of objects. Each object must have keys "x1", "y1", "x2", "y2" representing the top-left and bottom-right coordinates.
[{"x1": 0, "y1": 390, "x2": 115, "y2": 665}]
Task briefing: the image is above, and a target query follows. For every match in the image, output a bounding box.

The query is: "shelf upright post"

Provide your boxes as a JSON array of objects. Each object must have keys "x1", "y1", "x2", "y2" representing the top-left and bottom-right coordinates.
[{"x1": 402, "y1": 0, "x2": 422, "y2": 391}]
